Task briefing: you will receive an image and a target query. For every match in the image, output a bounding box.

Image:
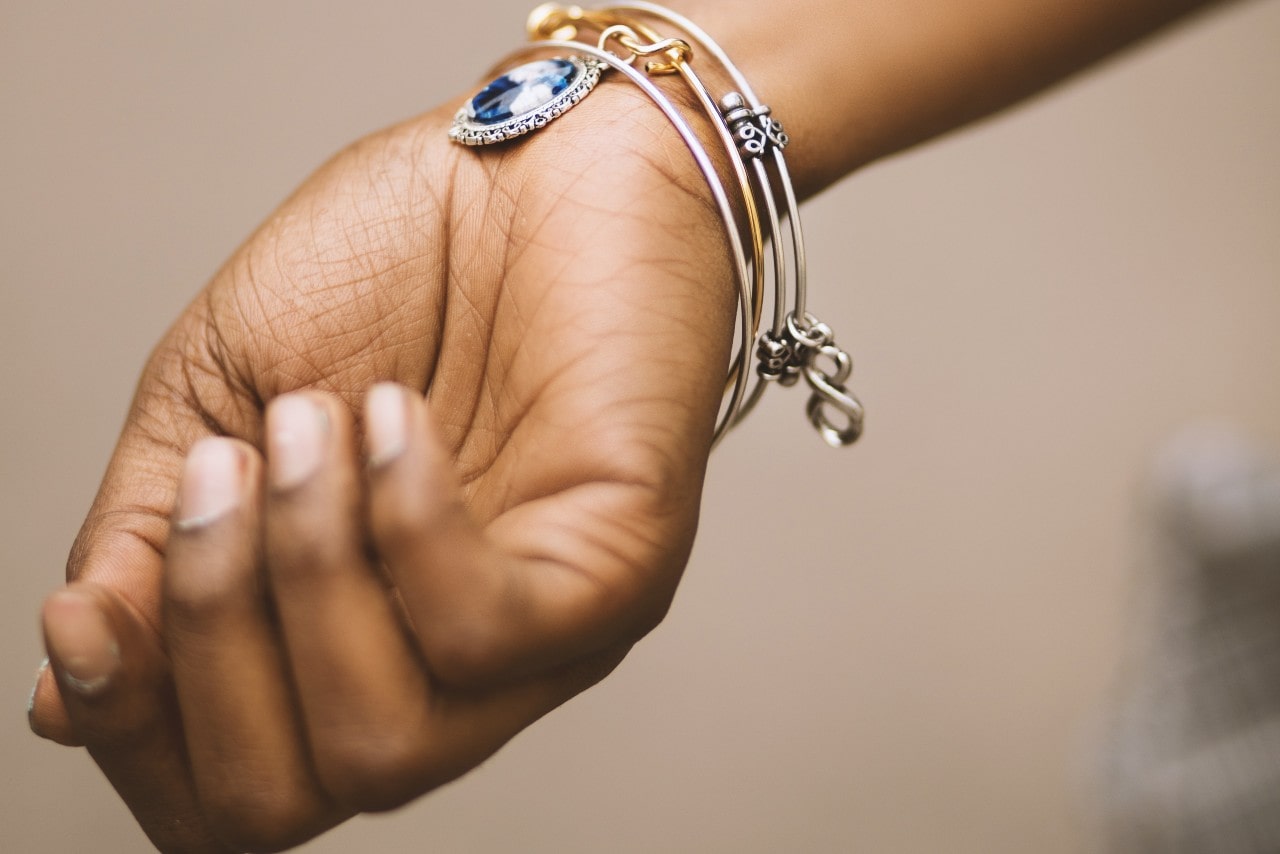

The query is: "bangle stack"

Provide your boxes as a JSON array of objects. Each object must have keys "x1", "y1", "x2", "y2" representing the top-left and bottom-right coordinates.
[{"x1": 450, "y1": 3, "x2": 864, "y2": 448}]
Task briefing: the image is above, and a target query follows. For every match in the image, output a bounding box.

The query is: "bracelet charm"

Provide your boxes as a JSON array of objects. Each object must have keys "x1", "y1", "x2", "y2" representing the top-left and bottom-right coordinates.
[
  {"x1": 450, "y1": 56, "x2": 606, "y2": 146},
  {"x1": 720, "y1": 93, "x2": 788, "y2": 160}
]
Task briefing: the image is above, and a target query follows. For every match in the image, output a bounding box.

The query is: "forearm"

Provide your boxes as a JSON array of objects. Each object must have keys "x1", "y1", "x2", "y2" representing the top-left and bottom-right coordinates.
[{"x1": 666, "y1": 0, "x2": 1232, "y2": 196}]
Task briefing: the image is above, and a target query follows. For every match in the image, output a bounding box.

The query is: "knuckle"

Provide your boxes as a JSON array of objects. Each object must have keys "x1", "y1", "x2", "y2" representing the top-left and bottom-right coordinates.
[
  {"x1": 263, "y1": 522, "x2": 326, "y2": 586},
  {"x1": 422, "y1": 620, "x2": 508, "y2": 686},
  {"x1": 200, "y1": 786, "x2": 324, "y2": 853},
  {"x1": 314, "y1": 730, "x2": 441, "y2": 812},
  {"x1": 369, "y1": 489, "x2": 468, "y2": 558},
  {"x1": 264, "y1": 511, "x2": 360, "y2": 588},
  {"x1": 163, "y1": 558, "x2": 248, "y2": 626},
  {"x1": 631, "y1": 590, "x2": 675, "y2": 639},
  {"x1": 67, "y1": 518, "x2": 168, "y2": 587},
  {"x1": 368, "y1": 500, "x2": 424, "y2": 556}
]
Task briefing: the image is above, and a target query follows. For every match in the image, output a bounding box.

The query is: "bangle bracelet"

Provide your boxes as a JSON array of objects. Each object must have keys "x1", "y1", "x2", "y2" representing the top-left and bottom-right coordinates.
[{"x1": 450, "y1": 3, "x2": 864, "y2": 448}]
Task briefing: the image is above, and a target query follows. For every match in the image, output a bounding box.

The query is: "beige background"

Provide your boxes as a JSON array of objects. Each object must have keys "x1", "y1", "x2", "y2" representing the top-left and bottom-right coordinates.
[{"x1": 3, "y1": 2, "x2": 1278, "y2": 852}]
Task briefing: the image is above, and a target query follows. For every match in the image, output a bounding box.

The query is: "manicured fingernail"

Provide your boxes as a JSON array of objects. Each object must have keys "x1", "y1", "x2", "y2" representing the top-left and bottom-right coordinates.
[
  {"x1": 268, "y1": 394, "x2": 328, "y2": 490},
  {"x1": 367, "y1": 383, "x2": 407, "y2": 467},
  {"x1": 27, "y1": 657, "x2": 49, "y2": 717},
  {"x1": 175, "y1": 438, "x2": 245, "y2": 530},
  {"x1": 44, "y1": 592, "x2": 120, "y2": 697}
]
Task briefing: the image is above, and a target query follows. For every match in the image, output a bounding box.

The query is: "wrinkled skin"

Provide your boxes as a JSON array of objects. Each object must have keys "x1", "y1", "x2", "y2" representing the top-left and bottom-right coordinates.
[{"x1": 30, "y1": 80, "x2": 734, "y2": 852}]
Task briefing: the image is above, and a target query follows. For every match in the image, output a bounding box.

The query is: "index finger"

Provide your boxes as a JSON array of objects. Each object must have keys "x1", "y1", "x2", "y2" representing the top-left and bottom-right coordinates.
[{"x1": 42, "y1": 583, "x2": 234, "y2": 854}]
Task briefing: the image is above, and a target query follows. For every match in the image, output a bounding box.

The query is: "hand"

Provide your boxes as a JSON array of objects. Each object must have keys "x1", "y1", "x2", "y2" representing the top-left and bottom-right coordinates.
[{"x1": 31, "y1": 78, "x2": 734, "y2": 852}]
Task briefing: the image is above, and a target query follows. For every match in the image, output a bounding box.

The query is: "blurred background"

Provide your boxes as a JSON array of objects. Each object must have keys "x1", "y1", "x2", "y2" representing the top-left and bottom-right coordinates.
[{"x1": 2, "y1": 1, "x2": 1278, "y2": 851}]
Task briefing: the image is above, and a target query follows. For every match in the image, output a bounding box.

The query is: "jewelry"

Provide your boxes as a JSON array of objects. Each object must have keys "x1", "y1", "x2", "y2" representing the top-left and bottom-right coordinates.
[
  {"x1": 450, "y1": 3, "x2": 864, "y2": 447},
  {"x1": 449, "y1": 56, "x2": 606, "y2": 145}
]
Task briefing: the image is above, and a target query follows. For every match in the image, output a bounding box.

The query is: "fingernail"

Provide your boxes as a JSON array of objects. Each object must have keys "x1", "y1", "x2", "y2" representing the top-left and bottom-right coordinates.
[
  {"x1": 268, "y1": 394, "x2": 329, "y2": 490},
  {"x1": 367, "y1": 383, "x2": 407, "y2": 467},
  {"x1": 27, "y1": 657, "x2": 49, "y2": 717},
  {"x1": 44, "y1": 592, "x2": 120, "y2": 697},
  {"x1": 175, "y1": 438, "x2": 245, "y2": 530}
]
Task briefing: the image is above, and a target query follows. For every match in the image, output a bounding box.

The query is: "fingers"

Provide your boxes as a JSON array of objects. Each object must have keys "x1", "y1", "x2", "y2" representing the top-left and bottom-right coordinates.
[
  {"x1": 45, "y1": 384, "x2": 655, "y2": 838},
  {"x1": 365, "y1": 384, "x2": 664, "y2": 687},
  {"x1": 259, "y1": 390, "x2": 620, "y2": 812},
  {"x1": 164, "y1": 437, "x2": 342, "y2": 851},
  {"x1": 41, "y1": 583, "x2": 234, "y2": 854},
  {"x1": 262, "y1": 393, "x2": 439, "y2": 811}
]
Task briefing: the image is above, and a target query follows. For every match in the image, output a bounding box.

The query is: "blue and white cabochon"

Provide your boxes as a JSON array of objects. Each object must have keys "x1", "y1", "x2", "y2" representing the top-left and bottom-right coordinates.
[{"x1": 450, "y1": 56, "x2": 606, "y2": 146}]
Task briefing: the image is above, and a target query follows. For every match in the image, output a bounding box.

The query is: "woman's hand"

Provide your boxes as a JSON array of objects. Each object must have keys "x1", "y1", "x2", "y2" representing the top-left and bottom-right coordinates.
[{"x1": 31, "y1": 79, "x2": 734, "y2": 852}]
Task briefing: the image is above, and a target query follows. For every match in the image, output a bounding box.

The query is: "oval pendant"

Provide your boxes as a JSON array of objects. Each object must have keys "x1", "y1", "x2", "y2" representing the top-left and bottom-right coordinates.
[{"x1": 449, "y1": 56, "x2": 606, "y2": 146}]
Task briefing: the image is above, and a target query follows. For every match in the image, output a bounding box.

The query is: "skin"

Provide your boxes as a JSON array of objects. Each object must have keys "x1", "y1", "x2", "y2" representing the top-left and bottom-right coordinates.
[
  {"x1": 34, "y1": 80, "x2": 736, "y2": 852},
  {"x1": 30, "y1": 0, "x2": 1229, "y2": 850}
]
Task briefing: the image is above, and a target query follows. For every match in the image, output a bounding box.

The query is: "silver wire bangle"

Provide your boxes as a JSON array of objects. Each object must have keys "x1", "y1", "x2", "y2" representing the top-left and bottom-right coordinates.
[{"x1": 450, "y1": 3, "x2": 864, "y2": 447}]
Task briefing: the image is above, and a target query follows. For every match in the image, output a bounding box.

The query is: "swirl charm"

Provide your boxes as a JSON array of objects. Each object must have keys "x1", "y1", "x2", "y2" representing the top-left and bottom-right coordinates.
[
  {"x1": 803, "y1": 344, "x2": 864, "y2": 447},
  {"x1": 758, "y1": 313, "x2": 864, "y2": 447}
]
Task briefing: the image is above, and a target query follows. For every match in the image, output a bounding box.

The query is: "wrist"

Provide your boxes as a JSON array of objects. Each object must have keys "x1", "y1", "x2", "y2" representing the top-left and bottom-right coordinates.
[
  {"x1": 654, "y1": 0, "x2": 1224, "y2": 196},
  {"x1": 650, "y1": 0, "x2": 882, "y2": 196}
]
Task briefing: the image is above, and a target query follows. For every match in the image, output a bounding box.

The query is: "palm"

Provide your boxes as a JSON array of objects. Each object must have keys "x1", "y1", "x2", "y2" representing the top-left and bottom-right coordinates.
[
  {"x1": 215, "y1": 83, "x2": 733, "y2": 638},
  {"x1": 45, "y1": 83, "x2": 730, "y2": 632}
]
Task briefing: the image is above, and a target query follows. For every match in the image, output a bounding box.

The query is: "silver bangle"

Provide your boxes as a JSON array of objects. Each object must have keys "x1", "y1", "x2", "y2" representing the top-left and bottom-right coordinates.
[{"x1": 449, "y1": 3, "x2": 864, "y2": 447}]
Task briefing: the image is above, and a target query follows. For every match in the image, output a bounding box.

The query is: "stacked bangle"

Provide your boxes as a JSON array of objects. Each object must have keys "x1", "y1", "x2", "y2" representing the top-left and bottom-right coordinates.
[{"x1": 450, "y1": 3, "x2": 864, "y2": 447}]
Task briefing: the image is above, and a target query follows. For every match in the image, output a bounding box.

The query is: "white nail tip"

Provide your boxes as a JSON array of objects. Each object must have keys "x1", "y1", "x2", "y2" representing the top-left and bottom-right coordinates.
[
  {"x1": 175, "y1": 439, "x2": 244, "y2": 530},
  {"x1": 367, "y1": 384, "x2": 408, "y2": 467},
  {"x1": 269, "y1": 395, "x2": 329, "y2": 489},
  {"x1": 61, "y1": 672, "x2": 111, "y2": 697},
  {"x1": 27, "y1": 658, "x2": 49, "y2": 715}
]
